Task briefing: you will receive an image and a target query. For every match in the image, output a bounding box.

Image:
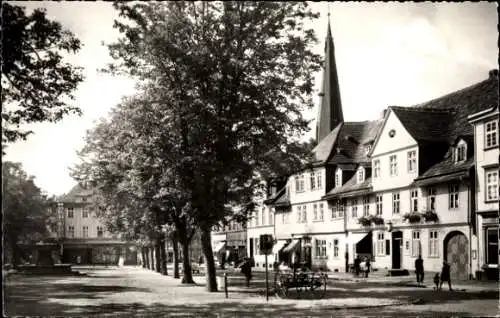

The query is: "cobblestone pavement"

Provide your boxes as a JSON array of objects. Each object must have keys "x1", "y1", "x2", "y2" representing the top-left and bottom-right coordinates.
[{"x1": 4, "y1": 266, "x2": 499, "y2": 317}]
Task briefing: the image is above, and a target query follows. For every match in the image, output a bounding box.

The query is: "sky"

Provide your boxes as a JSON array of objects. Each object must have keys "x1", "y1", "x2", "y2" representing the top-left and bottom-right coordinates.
[{"x1": 3, "y1": 1, "x2": 498, "y2": 197}]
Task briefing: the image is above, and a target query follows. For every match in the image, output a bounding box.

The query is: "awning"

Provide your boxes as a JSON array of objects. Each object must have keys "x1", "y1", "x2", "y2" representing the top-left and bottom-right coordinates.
[
  {"x1": 348, "y1": 233, "x2": 370, "y2": 245},
  {"x1": 272, "y1": 240, "x2": 288, "y2": 254},
  {"x1": 213, "y1": 242, "x2": 226, "y2": 253},
  {"x1": 283, "y1": 239, "x2": 300, "y2": 253}
]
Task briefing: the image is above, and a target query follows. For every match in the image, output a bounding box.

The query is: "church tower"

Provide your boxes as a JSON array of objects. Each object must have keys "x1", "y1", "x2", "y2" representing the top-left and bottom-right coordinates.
[{"x1": 316, "y1": 16, "x2": 344, "y2": 143}]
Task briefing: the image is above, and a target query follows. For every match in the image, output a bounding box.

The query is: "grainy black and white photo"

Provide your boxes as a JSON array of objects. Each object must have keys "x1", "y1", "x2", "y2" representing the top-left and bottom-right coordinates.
[{"x1": 2, "y1": 1, "x2": 498, "y2": 317}]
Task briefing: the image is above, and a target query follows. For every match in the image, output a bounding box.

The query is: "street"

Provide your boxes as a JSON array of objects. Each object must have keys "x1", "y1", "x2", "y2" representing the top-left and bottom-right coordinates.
[{"x1": 4, "y1": 266, "x2": 498, "y2": 317}]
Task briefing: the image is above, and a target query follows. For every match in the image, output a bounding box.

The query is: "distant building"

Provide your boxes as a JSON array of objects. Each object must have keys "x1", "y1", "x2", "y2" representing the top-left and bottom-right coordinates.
[{"x1": 54, "y1": 184, "x2": 138, "y2": 265}]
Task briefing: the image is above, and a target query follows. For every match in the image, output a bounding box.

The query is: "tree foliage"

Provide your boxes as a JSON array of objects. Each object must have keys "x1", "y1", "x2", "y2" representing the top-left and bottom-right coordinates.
[
  {"x1": 1, "y1": 3, "x2": 84, "y2": 146},
  {"x1": 77, "y1": 1, "x2": 322, "y2": 291},
  {"x1": 2, "y1": 161, "x2": 54, "y2": 266}
]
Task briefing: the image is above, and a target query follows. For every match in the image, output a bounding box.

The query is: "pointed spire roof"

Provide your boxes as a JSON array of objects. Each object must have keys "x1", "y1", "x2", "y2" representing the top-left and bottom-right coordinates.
[{"x1": 316, "y1": 13, "x2": 344, "y2": 143}]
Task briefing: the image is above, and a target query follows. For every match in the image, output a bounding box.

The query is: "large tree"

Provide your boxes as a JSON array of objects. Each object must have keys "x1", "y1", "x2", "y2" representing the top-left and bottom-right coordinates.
[
  {"x1": 1, "y1": 3, "x2": 84, "y2": 148},
  {"x1": 106, "y1": 1, "x2": 322, "y2": 291},
  {"x1": 2, "y1": 161, "x2": 55, "y2": 267},
  {"x1": 72, "y1": 94, "x2": 197, "y2": 282}
]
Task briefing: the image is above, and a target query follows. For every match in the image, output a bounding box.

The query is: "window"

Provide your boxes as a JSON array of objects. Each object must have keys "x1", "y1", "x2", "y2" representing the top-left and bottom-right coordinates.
[
  {"x1": 486, "y1": 170, "x2": 498, "y2": 201},
  {"x1": 97, "y1": 226, "x2": 103, "y2": 238},
  {"x1": 351, "y1": 199, "x2": 358, "y2": 218},
  {"x1": 410, "y1": 189, "x2": 419, "y2": 212},
  {"x1": 313, "y1": 204, "x2": 318, "y2": 221},
  {"x1": 282, "y1": 212, "x2": 290, "y2": 224},
  {"x1": 261, "y1": 207, "x2": 266, "y2": 225},
  {"x1": 376, "y1": 195, "x2": 383, "y2": 216},
  {"x1": 407, "y1": 150, "x2": 416, "y2": 173},
  {"x1": 412, "y1": 231, "x2": 421, "y2": 257},
  {"x1": 302, "y1": 205, "x2": 307, "y2": 222},
  {"x1": 319, "y1": 203, "x2": 324, "y2": 221},
  {"x1": 82, "y1": 208, "x2": 89, "y2": 218},
  {"x1": 389, "y1": 155, "x2": 398, "y2": 176},
  {"x1": 255, "y1": 238, "x2": 260, "y2": 255},
  {"x1": 256, "y1": 209, "x2": 260, "y2": 226},
  {"x1": 296, "y1": 206, "x2": 302, "y2": 223},
  {"x1": 357, "y1": 168, "x2": 365, "y2": 183},
  {"x1": 377, "y1": 233, "x2": 385, "y2": 256},
  {"x1": 373, "y1": 160, "x2": 380, "y2": 178},
  {"x1": 448, "y1": 183, "x2": 459, "y2": 209},
  {"x1": 428, "y1": 188, "x2": 436, "y2": 211},
  {"x1": 429, "y1": 230, "x2": 439, "y2": 257},
  {"x1": 67, "y1": 207, "x2": 74, "y2": 218},
  {"x1": 268, "y1": 210, "x2": 274, "y2": 225},
  {"x1": 485, "y1": 120, "x2": 498, "y2": 148},
  {"x1": 456, "y1": 143, "x2": 466, "y2": 162},
  {"x1": 363, "y1": 196, "x2": 370, "y2": 216},
  {"x1": 338, "y1": 201, "x2": 344, "y2": 218},
  {"x1": 333, "y1": 239, "x2": 339, "y2": 258},
  {"x1": 295, "y1": 174, "x2": 305, "y2": 192},
  {"x1": 392, "y1": 192, "x2": 400, "y2": 214},
  {"x1": 330, "y1": 203, "x2": 337, "y2": 219},
  {"x1": 335, "y1": 170, "x2": 342, "y2": 188},
  {"x1": 486, "y1": 228, "x2": 499, "y2": 265},
  {"x1": 316, "y1": 173, "x2": 323, "y2": 190},
  {"x1": 83, "y1": 226, "x2": 89, "y2": 238},
  {"x1": 315, "y1": 239, "x2": 327, "y2": 258},
  {"x1": 310, "y1": 172, "x2": 316, "y2": 190},
  {"x1": 364, "y1": 144, "x2": 371, "y2": 155},
  {"x1": 68, "y1": 225, "x2": 75, "y2": 238}
]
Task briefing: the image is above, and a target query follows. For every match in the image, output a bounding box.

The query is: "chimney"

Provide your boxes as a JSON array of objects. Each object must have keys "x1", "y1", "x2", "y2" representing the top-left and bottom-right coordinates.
[
  {"x1": 489, "y1": 69, "x2": 498, "y2": 79},
  {"x1": 380, "y1": 108, "x2": 388, "y2": 119}
]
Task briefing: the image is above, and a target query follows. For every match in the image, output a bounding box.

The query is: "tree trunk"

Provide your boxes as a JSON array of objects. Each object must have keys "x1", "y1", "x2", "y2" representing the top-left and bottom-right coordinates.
[
  {"x1": 160, "y1": 234, "x2": 168, "y2": 275},
  {"x1": 200, "y1": 226, "x2": 217, "y2": 292},
  {"x1": 141, "y1": 248, "x2": 147, "y2": 268},
  {"x1": 155, "y1": 240, "x2": 161, "y2": 273},
  {"x1": 172, "y1": 235, "x2": 180, "y2": 279},
  {"x1": 149, "y1": 246, "x2": 155, "y2": 270},
  {"x1": 144, "y1": 247, "x2": 150, "y2": 269},
  {"x1": 179, "y1": 228, "x2": 194, "y2": 284}
]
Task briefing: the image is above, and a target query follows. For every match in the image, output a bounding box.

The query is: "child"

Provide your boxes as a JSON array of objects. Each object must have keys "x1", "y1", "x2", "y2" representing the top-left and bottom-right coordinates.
[{"x1": 433, "y1": 273, "x2": 440, "y2": 290}]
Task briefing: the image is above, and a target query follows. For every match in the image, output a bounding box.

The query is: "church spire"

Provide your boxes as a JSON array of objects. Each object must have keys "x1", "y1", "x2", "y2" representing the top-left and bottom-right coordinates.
[{"x1": 316, "y1": 12, "x2": 344, "y2": 143}]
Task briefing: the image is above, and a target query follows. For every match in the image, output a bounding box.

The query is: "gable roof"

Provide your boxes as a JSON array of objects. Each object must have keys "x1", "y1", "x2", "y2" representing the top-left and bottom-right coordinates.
[
  {"x1": 327, "y1": 120, "x2": 383, "y2": 165},
  {"x1": 58, "y1": 183, "x2": 94, "y2": 203},
  {"x1": 413, "y1": 73, "x2": 499, "y2": 140},
  {"x1": 390, "y1": 106, "x2": 455, "y2": 143},
  {"x1": 311, "y1": 122, "x2": 342, "y2": 163}
]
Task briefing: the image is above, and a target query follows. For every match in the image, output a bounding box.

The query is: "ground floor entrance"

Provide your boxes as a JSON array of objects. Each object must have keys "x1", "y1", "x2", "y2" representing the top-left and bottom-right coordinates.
[
  {"x1": 444, "y1": 231, "x2": 469, "y2": 281},
  {"x1": 391, "y1": 231, "x2": 403, "y2": 269}
]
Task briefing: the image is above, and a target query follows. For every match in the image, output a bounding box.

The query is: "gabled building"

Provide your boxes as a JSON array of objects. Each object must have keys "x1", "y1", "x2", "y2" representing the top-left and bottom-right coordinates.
[
  {"x1": 467, "y1": 72, "x2": 499, "y2": 280},
  {"x1": 55, "y1": 183, "x2": 138, "y2": 265}
]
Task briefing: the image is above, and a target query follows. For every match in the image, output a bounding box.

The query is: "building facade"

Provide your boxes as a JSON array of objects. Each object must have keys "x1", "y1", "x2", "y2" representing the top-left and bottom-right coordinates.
[
  {"x1": 55, "y1": 184, "x2": 138, "y2": 265},
  {"x1": 468, "y1": 95, "x2": 499, "y2": 280}
]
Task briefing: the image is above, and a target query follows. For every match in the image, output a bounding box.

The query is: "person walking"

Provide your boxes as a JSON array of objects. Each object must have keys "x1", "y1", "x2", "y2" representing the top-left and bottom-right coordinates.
[
  {"x1": 354, "y1": 255, "x2": 361, "y2": 277},
  {"x1": 240, "y1": 257, "x2": 253, "y2": 287},
  {"x1": 415, "y1": 255, "x2": 424, "y2": 285},
  {"x1": 439, "y1": 260, "x2": 452, "y2": 291},
  {"x1": 364, "y1": 257, "x2": 371, "y2": 278}
]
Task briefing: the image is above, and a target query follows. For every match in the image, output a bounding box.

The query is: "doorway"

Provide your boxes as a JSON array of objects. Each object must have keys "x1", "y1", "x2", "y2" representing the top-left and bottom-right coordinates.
[{"x1": 391, "y1": 231, "x2": 403, "y2": 269}]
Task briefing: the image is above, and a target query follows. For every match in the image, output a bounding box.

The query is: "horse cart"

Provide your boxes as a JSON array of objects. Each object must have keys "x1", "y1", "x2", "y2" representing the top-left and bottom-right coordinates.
[{"x1": 274, "y1": 267, "x2": 328, "y2": 299}]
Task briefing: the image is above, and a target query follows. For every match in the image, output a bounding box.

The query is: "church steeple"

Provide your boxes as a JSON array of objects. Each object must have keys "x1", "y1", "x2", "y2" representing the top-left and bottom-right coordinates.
[{"x1": 316, "y1": 14, "x2": 344, "y2": 143}]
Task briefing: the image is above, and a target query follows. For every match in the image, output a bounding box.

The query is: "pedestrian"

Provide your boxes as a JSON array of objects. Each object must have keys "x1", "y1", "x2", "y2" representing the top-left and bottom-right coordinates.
[
  {"x1": 439, "y1": 260, "x2": 452, "y2": 291},
  {"x1": 354, "y1": 255, "x2": 361, "y2": 277},
  {"x1": 415, "y1": 255, "x2": 424, "y2": 285},
  {"x1": 240, "y1": 257, "x2": 252, "y2": 287},
  {"x1": 364, "y1": 257, "x2": 371, "y2": 278},
  {"x1": 433, "y1": 273, "x2": 440, "y2": 290}
]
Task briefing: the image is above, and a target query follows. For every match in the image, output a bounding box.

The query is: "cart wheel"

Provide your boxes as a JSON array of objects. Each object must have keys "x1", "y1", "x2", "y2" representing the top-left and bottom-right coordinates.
[
  {"x1": 295, "y1": 274, "x2": 307, "y2": 298},
  {"x1": 310, "y1": 273, "x2": 327, "y2": 299}
]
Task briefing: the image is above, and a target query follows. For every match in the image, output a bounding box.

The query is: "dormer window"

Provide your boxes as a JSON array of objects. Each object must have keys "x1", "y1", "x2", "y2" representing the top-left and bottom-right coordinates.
[
  {"x1": 357, "y1": 167, "x2": 365, "y2": 183},
  {"x1": 335, "y1": 169, "x2": 342, "y2": 188},
  {"x1": 364, "y1": 144, "x2": 371, "y2": 155},
  {"x1": 455, "y1": 140, "x2": 467, "y2": 163}
]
